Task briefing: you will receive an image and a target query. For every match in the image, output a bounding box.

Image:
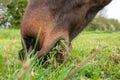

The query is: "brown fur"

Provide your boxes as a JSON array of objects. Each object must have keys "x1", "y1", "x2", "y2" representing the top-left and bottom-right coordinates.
[{"x1": 19, "y1": 0, "x2": 112, "y2": 61}]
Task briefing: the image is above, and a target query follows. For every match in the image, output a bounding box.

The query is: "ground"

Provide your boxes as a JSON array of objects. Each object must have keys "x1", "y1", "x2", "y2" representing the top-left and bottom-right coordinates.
[{"x1": 0, "y1": 29, "x2": 120, "y2": 80}]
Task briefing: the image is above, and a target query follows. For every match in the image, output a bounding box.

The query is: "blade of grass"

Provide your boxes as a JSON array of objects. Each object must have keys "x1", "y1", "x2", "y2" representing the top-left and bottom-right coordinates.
[{"x1": 64, "y1": 48, "x2": 101, "y2": 80}]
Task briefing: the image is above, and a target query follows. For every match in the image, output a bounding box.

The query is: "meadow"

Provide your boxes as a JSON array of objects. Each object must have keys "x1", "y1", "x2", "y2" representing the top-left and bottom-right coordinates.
[{"x1": 0, "y1": 29, "x2": 120, "y2": 80}]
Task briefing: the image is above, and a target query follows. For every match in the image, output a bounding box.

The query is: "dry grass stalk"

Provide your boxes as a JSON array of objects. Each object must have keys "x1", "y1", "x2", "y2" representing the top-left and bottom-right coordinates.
[{"x1": 64, "y1": 48, "x2": 101, "y2": 80}]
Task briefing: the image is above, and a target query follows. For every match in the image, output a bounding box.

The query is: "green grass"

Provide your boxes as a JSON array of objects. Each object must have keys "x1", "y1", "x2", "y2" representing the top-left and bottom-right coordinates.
[{"x1": 0, "y1": 29, "x2": 120, "y2": 80}]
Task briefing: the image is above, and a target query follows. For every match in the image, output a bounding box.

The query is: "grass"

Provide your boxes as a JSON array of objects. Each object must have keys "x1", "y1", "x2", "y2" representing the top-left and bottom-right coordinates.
[{"x1": 0, "y1": 29, "x2": 120, "y2": 80}]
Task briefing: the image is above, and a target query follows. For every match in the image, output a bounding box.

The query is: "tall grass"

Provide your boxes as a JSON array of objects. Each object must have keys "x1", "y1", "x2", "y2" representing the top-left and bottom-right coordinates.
[{"x1": 0, "y1": 29, "x2": 120, "y2": 80}]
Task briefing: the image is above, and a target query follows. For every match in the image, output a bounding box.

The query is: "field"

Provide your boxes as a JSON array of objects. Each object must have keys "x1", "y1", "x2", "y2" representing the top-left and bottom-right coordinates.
[{"x1": 0, "y1": 29, "x2": 120, "y2": 80}]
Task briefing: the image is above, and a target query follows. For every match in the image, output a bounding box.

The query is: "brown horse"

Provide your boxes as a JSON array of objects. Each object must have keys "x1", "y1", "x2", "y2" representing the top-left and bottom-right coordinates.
[{"x1": 19, "y1": 0, "x2": 112, "y2": 61}]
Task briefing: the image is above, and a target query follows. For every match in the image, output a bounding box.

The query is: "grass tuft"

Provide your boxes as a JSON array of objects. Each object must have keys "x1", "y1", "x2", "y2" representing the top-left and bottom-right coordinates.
[{"x1": 0, "y1": 29, "x2": 120, "y2": 80}]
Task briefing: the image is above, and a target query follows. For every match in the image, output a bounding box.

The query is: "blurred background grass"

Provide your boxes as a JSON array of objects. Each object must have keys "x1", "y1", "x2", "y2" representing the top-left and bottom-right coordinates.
[{"x1": 0, "y1": 29, "x2": 120, "y2": 79}]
